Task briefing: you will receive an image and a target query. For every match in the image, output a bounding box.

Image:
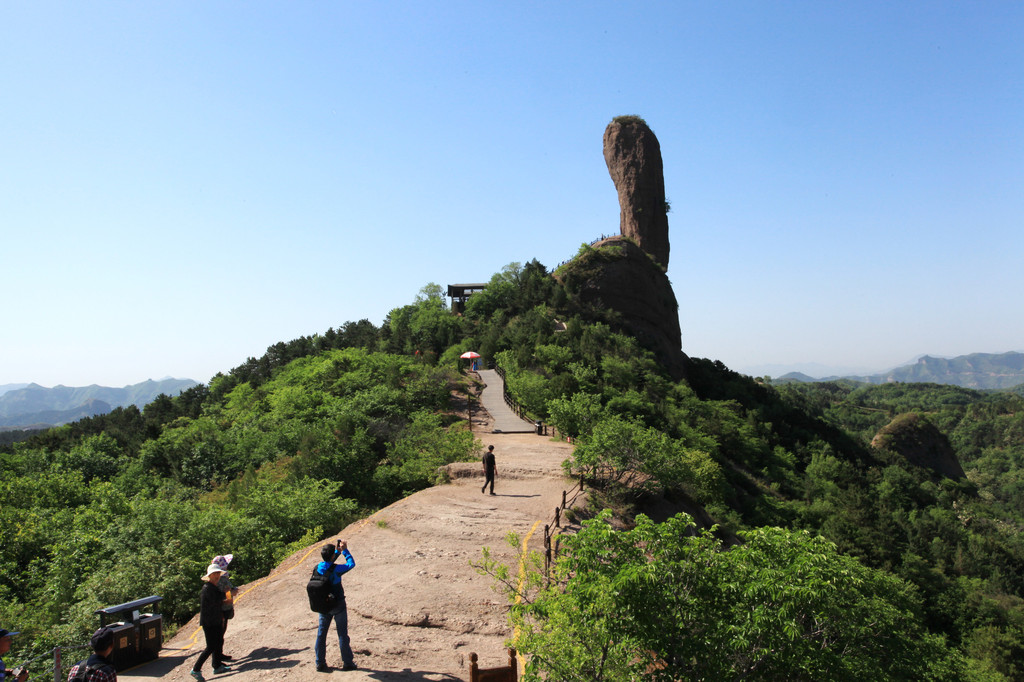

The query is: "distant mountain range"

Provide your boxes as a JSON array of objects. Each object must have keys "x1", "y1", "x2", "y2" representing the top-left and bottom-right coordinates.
[
  {"x1": 0, "y1": 378, "x2": 198, "y2": 430},
  {"x1": 774, "y1": 352, "x2": 1024, "y2": 390},
  {"x1": 0, "y1": 383, "x2": 30, "y2": 396}
]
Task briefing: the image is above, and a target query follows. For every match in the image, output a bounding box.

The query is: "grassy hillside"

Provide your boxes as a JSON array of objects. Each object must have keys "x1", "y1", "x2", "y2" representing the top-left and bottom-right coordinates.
[
  {"x1": 0, "y1": 346, "x2": 476, "y2": 648},
  {"x1": 2, "y1": 259, "x2": 1023, "y2": 679}
]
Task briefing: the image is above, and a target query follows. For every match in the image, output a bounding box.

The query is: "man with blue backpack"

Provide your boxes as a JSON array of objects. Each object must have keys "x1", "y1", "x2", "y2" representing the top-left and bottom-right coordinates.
[{"x1": 308, "y1": 538, "x2": 357, "y2": 672}]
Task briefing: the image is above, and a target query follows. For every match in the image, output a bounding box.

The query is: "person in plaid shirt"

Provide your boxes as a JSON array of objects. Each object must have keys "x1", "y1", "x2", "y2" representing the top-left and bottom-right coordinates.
[{"x1": 66, "y1": 627, "x2": 116, "y2": 682}]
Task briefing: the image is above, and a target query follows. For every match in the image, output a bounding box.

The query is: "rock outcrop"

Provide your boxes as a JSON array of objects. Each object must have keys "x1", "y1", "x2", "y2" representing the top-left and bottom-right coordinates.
[
  {"x1": 870, "y1": 413, "x2": 966, "y2": 480},
  {"x1": 554, "y1": 117, "x2": 685, "y2": 380},
  {"x1": 559, "y1": 238, "x2": 687, "y2": 381},
  {"x1": 603, "y1": 116, "x2": 671, "y2": 269}
]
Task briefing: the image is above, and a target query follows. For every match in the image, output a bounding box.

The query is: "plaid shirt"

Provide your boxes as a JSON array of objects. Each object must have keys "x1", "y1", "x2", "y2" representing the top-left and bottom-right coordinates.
[{"x1": 66, "y1": 654, "x2": 116, "y2": 682}]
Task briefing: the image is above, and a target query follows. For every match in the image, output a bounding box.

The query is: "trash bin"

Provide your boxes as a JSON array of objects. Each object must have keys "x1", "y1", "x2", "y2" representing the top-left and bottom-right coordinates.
[
  {"x1": 535, "y1": 421, "x2": 543, "y2": 435},
  {"x1": 95, "y1": 595, "x2": 163, "y2": 670},
  {"x1": 138, "y1": 613, "x2": 162, "y2": 661},
  {"x1": 106, "y1": 621, "x2": 137, "y2": 671}
]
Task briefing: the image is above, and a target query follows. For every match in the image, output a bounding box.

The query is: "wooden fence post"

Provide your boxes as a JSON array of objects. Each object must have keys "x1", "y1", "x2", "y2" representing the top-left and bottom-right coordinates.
[{"x1": 544, "y1": 524, "x2": 551, "y2": 583}]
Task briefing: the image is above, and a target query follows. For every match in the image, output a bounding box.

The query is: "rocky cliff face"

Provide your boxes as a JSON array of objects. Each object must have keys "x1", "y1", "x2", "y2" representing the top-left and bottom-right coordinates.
[
  {"x1": 557, "y1": 117, "x2": 685, "y2": 380},
  {"x1": 603, "y1": 116, "x2": 671, "y2": 269},
  {"x1": 870, "y1": 413, "x2": 966, "y2": 480},
  {"x1": 560, "y1": 238, "x2": 687, "y2": 381}
]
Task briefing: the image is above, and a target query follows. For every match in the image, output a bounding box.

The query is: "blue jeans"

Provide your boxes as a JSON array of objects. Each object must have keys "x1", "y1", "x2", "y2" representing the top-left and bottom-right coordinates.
[{"x1": 315, "y1": 607, "x2": 353, "y2": 667}]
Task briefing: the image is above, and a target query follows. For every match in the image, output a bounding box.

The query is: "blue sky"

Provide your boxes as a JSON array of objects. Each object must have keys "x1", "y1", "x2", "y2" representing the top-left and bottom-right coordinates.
[{"x1": 2, "y1": 2, "x2": 1022, "y2": 387}]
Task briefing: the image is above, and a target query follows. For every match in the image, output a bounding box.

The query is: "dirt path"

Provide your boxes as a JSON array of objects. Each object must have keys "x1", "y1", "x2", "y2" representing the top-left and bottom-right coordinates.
[{"x1": 125, "y1": 415, "x2": 575, "y2": 681}]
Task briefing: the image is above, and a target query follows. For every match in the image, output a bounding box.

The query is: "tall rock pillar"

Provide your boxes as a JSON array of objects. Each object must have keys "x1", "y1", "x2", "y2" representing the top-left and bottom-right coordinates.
[{"x1": 603, "y1": 116, "x2": 670, "y2": 269}]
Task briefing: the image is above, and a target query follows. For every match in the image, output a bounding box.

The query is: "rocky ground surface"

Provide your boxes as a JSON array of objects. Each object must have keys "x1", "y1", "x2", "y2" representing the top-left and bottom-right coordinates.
[{"x1": 125, "y1": 406, "x2": 577, "y2": 682}]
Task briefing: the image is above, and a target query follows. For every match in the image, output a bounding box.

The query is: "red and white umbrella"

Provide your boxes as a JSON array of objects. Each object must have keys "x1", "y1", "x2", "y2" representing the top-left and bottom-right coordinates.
[{"x1": 459, "y1": 351, "x2": 481, "y2": 359}]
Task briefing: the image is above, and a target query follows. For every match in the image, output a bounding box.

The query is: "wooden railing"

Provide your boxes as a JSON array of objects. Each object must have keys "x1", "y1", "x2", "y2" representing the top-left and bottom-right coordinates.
[
  {"x1": 468, "y1": 648, "x2": 517, "y2": 682},
  {"x1": 492, "y1": 364, "x2": 575, "y2": 439},
  {"x1": 541, "y1": 471, "x2": 589, "y2": 582},
  {"x1": 493, "y1": 364, "x2": 535, "y2": 426}
]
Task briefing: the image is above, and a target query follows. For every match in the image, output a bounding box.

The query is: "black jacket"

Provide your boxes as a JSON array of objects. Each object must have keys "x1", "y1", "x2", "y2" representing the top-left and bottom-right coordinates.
[{"x1": 199, "y1": 582, "x2": 225, "y2": 629}]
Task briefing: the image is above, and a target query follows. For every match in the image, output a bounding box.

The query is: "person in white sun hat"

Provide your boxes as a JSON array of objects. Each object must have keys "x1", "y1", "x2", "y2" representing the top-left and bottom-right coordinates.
[{"x1": 190, "y1": 564, "x2": 230, "y2": 681}]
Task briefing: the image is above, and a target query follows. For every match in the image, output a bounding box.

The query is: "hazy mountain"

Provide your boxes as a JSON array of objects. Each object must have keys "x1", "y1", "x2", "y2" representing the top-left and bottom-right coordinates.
[
  {"x1": 770, "y1": 372, "x2": 819, "y2": 384},
  {"x1": 2, "y1": 398, "x2": 114, "y2": 431},
  {"x1": 775, "y1": 351, "x2": 1024, "y2": 390},
  {"x1": 0, "y1": 378, "x2": 198, "y2": 429},
  {"x1": 739, "y1": 362, "x2": 881, "y2": 379},
  {"x1": 0, "y1": 383, "x2": 30, "y2": 397}
]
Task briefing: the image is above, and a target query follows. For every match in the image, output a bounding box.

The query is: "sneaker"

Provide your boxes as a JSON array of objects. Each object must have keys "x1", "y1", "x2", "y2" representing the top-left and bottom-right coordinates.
[
  {"x1": 341, "y1": 663, "x2": 358, "y2": 671},
  {"x1": 190, "y1": 671, "x2": 205, "y2": 681},
  {"x1": 315, "y1": 663, "x2": 330, "y2": 673},
  {"x1": 489, "y1": 492, "x2": 496, "y2": 496},
  {"x1": 220, "y1": 655, "x2": 234, "y2": 662},
  {"x1": 213, "y1": 665, "x2": 232, "y2": 675}
]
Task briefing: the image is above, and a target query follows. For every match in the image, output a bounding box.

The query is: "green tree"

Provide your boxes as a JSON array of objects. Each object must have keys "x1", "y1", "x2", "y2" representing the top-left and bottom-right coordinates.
[
  {"x1": 568, "y1": 416, "x2": 723, "y2": 503},
  {"x1": 381, "y1": 283, "x2": 462, "y2": 358},
  {"x1": 546, "y1": 392, "x2": 604, "y2": 439},
  {"x1": 478, "y1": 511, "x2": 964, "y2": 681}
]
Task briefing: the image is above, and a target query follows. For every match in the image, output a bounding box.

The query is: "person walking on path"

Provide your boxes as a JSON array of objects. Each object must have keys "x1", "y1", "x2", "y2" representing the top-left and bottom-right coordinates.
[
  {"x1": 314, "y1": 539, "x2": 357, "y2": 672},
  {"x1": 210, "y1": 555, "x2": 238, "y2": 660},
  {"x1": 66, "y1": 627, "x2": 117, "y2": 682},
  {"x1": 481, "y1": 445, "x2": 497, "y2": 495},
  {"x1": 191, "y1": 564, "x2": 230, "y2": 680}
]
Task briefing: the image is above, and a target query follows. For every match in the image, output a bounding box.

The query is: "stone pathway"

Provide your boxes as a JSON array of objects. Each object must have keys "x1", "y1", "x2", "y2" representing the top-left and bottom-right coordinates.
[{"x1": 474, "y1": 370, "x2": 535, "y2": 434}]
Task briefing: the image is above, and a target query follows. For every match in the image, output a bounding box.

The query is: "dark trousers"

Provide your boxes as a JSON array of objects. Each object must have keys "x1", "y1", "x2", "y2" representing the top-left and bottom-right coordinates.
[
  {"x1": 194, "y1": 623, "x2": 224, "y2": 671},
  {"x1": 315, "y1": 607, "x2": 354, "y2": 667},
  {"x1": 482, "y1": 470, "x2": 495, "y2": 493}
]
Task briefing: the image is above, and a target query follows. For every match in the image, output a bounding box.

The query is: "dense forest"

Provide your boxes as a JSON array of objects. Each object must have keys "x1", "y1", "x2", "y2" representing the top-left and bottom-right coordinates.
[{"x1": 3, "y1": 254, "x2": 1023, "y2": 680}]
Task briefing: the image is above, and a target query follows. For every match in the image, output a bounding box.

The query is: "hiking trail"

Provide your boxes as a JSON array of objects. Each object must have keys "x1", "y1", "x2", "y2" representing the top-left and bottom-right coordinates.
[{"x1": 124, "y1": 372, "x2": 575, "y2": 681}]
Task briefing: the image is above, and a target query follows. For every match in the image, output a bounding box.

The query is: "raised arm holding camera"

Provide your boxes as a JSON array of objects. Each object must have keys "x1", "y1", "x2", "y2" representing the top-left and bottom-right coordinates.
[{"x1": 310, "y1": 538, "x2": 357, "y2": 672}]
